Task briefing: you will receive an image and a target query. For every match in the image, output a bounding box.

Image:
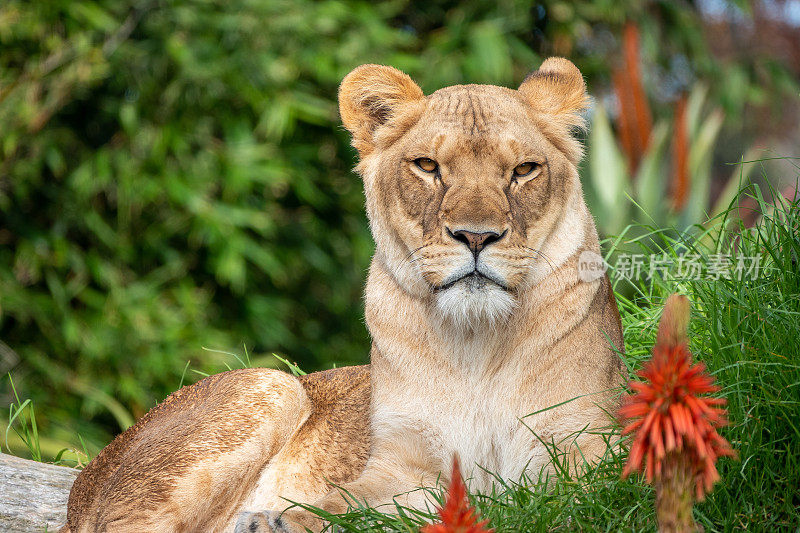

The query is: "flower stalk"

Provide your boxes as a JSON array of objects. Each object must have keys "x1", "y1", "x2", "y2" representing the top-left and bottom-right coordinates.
[{"x1": 619, "y1": 294, "x2": 735, "y2": 532}]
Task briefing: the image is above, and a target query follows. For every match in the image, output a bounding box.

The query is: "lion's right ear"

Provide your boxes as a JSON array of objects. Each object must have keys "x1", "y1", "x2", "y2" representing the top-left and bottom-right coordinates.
[{"x1": 339, "y1": 64, "x2": 424, "y2": 155}]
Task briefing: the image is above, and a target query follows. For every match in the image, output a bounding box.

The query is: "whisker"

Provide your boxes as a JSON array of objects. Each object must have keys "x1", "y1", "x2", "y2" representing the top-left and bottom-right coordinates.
[
  {"x1": 521, "y1": 246, "x2": 557, "y2": 274},
  {"x1": 410, "y1": 252, "x2": 463, "y2": 265},
  {"x1": 404, "y1": 244, "x2": 426, "y2": 263}
]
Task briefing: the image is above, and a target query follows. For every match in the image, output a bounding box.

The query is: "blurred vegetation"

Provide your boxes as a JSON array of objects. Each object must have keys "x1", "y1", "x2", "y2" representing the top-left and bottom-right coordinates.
[
  {"x1": 586, "y1": 83, "x2": 759, "y2": 236},
  {"x1": 1, "y1": 0, "x2": 797, "y2": 455}
]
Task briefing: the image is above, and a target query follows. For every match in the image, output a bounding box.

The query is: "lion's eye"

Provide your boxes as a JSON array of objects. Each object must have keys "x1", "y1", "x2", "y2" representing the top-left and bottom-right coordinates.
[
  {"x1": 513, "y1": 162, "x2": 539, "y2": 178},
  {"x1": 414, "y1": 158, "x2": 438, "y2": 173}
]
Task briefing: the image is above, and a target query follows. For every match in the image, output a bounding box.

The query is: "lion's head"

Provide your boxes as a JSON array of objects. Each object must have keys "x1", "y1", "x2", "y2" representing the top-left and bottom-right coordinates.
[{"x1": 339, "y1": 58, "x2": 594, "y2": 330}]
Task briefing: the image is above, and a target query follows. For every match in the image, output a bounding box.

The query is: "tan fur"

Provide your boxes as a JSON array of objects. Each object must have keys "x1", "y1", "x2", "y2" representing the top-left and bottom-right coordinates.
[{"x1": 63, "y1": 58, "x2": 624, "y2": 533}]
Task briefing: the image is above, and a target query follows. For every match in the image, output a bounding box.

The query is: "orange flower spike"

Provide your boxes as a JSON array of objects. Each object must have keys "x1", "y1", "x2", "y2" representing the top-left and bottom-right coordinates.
[
  {"x1": 671, "y1": 94, "x2": 689, "y2": 211},
  {"x1": 619, "y1": 294, "x2": 736, "y2": 532},
  {"x1": 421, "y1": 457, "x2": 494, "y2": 533},
  {"x1": 613, "y1": 22, "x2": 653, "y2": 175},
  {"x1": 623, "y1": 22, "x2": 652, "y2": 155}
]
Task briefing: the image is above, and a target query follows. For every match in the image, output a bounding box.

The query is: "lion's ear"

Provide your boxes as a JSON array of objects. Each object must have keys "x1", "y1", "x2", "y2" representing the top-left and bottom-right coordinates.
[
  {"x1": 339, "y1": 64, "x2": 424, "y2": 155},
  {"x1": 518, "y1": 57, "x2": 590, "y2": 129}
]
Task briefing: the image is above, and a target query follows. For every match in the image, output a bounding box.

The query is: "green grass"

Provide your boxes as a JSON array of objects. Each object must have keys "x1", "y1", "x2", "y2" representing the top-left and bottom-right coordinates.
[{"x1": 5, "y1": 183, "x2": 799, "y2": 530}]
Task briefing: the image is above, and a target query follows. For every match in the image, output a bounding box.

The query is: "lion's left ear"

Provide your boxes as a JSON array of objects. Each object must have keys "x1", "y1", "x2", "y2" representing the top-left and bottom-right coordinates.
[{"x1": 517, "y1": 57, "x2": 590, "y2": 129}]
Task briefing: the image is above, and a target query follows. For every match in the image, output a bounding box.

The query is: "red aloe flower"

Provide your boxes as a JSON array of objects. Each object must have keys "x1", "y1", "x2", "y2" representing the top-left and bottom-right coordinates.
[
  {"x1": 619, "y1": 294, "x2": 735, "y2": 532},
  {"x1": 421, "y1": 457, "x2": 493, "y2": 533}
]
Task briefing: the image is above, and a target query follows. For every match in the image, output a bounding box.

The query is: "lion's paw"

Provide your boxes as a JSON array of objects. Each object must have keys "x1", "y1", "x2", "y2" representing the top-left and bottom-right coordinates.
[
  {"x1": 234, "y1": 511, "x2": 273, "y2": 533},
  {"x1": 234, "y1": 510, "x2": 310, "y2": 533}
]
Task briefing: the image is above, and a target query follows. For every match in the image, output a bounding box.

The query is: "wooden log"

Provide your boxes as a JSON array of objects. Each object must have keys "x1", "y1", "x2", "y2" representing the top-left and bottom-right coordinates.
[{"x1": 0, "y1": 453, "x2": 77, "y2": 532}]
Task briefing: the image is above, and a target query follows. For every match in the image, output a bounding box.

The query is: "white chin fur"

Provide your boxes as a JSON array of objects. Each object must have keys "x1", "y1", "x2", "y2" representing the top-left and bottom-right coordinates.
[{"x1": 435, "y1": 277, "x2": 516, "y2": 331}]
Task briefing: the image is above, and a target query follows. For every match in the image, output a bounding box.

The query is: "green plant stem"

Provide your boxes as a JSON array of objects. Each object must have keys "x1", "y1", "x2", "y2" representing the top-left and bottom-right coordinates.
[{"x1": 654, "y1": 431, "x2": 699, "y2": 531}]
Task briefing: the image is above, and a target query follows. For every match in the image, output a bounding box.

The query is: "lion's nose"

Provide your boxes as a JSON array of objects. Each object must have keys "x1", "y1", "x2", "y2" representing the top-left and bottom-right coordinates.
[{"x1": 447, "y1": 228, "x2": 505, "y2": 254}]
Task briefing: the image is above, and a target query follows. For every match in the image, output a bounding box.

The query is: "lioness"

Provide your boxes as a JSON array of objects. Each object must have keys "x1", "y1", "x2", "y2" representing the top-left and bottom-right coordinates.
[{"x1": 63, "y1": 57, "x2": 624, "y2": 533}]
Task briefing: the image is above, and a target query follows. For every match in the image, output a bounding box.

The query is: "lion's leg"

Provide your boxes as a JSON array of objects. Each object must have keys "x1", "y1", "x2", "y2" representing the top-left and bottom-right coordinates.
[
  {"x1": 315, "y1": 458, "x2": 437, "y2": 514},
  {"x1": 67, "y1": 369, "x2": 314, "y2": 533},
  {"x1": 240, "y1": 444, "x2": 441, "y2": 533},
  {"x1": 237, "y1": 465, "x2": 437, "y2": 533}
]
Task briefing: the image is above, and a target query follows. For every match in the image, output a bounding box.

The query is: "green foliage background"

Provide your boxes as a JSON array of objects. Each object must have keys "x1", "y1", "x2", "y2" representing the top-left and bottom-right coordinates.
[{"x1": 0, "y1": 0, "x2": 794, "y2": 454}]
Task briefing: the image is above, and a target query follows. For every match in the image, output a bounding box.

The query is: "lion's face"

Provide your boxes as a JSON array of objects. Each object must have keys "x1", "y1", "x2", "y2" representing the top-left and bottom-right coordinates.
[{"x1": 340, "y1": 59, "x2": 590, "y2": 328}]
